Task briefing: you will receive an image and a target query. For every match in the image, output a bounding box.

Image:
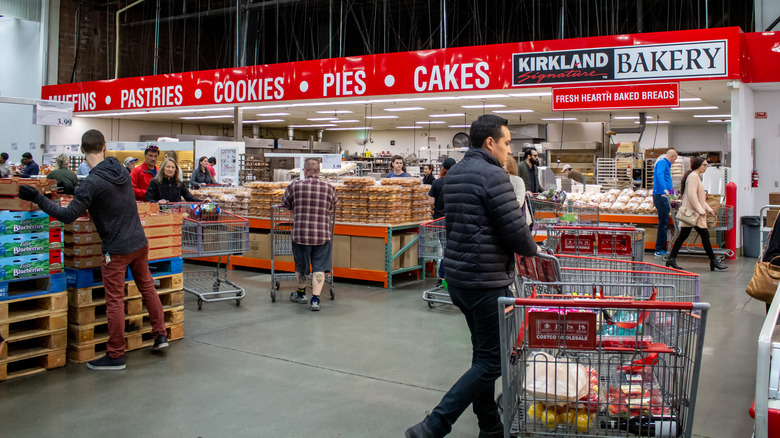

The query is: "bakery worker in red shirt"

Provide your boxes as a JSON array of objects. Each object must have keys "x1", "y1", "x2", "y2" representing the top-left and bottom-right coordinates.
[{"x1": 130, "y1": 145, "x2": 160, "y2": 201}]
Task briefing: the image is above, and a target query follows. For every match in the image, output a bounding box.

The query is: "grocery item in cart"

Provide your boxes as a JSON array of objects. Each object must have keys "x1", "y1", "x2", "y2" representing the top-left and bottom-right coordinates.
[{"x1": 522, "y1": 352, "x2": 590, "y2": 404}]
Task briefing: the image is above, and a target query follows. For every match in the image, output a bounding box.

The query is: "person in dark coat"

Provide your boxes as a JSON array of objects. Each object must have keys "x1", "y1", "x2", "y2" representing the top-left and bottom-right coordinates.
[
  {"x1": 47, "y1": 154, "x2": 78, "y2": 195},
  {"x1": 406, "y1": 115, "x2": 539, "y2": 438},
  {"x1": 516, "y1": 147, "x2": 540, "y2": 194},
  {"x1": 421, "y1": 164, "x2": 435, "y2": 185},
  {"x1": 145, "y1": 157, "x2": 201, "y2": 204},
  {"x1": 190, "y1": 156, "x2": 216, "y2": 188}
]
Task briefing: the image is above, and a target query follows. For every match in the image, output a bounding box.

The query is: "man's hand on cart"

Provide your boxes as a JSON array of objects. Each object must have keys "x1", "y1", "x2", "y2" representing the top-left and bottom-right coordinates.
[{"x1": 158, "y1": 199, "x2": 168, "y2": 205}]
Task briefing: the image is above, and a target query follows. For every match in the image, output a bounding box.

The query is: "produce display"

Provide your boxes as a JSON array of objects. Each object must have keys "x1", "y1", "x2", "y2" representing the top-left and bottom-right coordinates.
[{"x1": 566, "y1": 188, "x2": 656, "y2": 215}]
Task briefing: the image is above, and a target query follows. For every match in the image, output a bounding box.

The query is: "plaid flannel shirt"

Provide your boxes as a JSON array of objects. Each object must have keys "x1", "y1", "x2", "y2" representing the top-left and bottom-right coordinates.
[{"x1": 280, "y1": 177, "x2": 337, "y2": 246}]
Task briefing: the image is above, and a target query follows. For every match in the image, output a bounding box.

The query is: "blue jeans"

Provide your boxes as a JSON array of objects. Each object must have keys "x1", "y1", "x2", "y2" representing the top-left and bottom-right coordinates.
[
  {"x1": 653, "y1": 194, "x2": 670, "y2": 252},
  {"x1": 425, "y1": 285, "x2": 508, "y2": 436}
]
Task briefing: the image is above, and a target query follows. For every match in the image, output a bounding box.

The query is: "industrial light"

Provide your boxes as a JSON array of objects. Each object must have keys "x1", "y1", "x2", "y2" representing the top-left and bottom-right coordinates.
[
  {"x1": 307, "y1": 117, "x2": 338, "y2": 121},
  {"x1": 507, "y1": 92, "x2": 552, "y2": 97},
  {"x1": 542, "y1": 117, "x2": 577, "y2": 121},
  {"x1": 461, "y1": 104, "x2": 505, "y2": 109},
  {"x1": 396, "y1": 126, "x2": 422, "y2": 129},
  {"x1": 327, "y1": 127, "x2": 374, "y2": 131},
  {"x1": 384, "y1": 107, "x2": 426, "y2": 111},
  {"x1": 415, "y1": 121, "x2": 446, "y2": 124},
  {"x1": 492, "y1": 109, "x2": 534, "y2": 114},
  {"x1": 244, "y1": 119, "x2": 285, "y2": 124},
  {"x1": 365, "y1": 115, "x2": 399, "y2": 119},
  {"x1": 180, "y1": 115, "x2": 234, "y2": 120},
  {"x1": 316, "y1": 110, "x2": 353, "y2": 114},
  {"x1": 692, "y1": 114, "x2": 732, "y2": 118},
  {"x1": 429, "y1": 113, "x2": 466, "y2": 118},
  {"x1": 670, "y1": 106, "x2": 718, "y2": 110}
]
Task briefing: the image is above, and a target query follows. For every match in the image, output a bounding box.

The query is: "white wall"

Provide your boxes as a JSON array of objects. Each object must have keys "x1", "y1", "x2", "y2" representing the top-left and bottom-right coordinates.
[
  {"x1": 49, "y1": 117, "x2": 224, "y2": 145},
  {"x1": 323, "y1": 128, "x2": 468, "y2": 160},
  {"x1": 0, "y1": 17, "x2": 44, "y2": 163},
  {"x1": 751, "y1": 88, "x2": 780, "y2": 211},
  {"x1": 668, "y1": 124, "x2": 728, "y2": 153}
]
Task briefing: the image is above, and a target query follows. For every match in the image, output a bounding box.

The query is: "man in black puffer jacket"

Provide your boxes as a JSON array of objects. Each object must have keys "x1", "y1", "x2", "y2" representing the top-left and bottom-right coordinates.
[
  {"x1": 19, "y1": 129, "x2": 170, "y2": 371},
  {"x1": 407, "y1": 115, "x2": 538, "y2": 438}
]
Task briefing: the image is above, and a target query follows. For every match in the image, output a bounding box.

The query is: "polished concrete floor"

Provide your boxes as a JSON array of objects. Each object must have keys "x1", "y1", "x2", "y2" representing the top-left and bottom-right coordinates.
[{"x1": 0, "y1": 254, "x2": 766, "y2": 437}]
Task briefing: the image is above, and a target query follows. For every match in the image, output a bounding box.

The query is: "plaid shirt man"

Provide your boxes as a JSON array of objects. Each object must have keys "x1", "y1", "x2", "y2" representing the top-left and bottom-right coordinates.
[{"x1": 281, "y1": 177, "x2": 337, "y2": 246}]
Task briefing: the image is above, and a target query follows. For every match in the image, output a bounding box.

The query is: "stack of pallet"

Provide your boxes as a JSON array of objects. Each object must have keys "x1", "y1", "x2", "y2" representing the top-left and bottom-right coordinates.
[
  {"x1": 0, "y1": 208, "x2": 68, "y2": 381},
  {"x1": 64, "y1": 203, "x2": 185, "y2": 363},
  {"x1": 337, "y1": 177, "x2": 373, "y2": 223}
]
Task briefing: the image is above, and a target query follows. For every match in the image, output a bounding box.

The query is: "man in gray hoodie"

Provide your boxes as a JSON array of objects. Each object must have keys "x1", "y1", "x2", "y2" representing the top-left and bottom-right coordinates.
[{"x1": 19, "y1": 129, "x2": 170, "y2": 371}]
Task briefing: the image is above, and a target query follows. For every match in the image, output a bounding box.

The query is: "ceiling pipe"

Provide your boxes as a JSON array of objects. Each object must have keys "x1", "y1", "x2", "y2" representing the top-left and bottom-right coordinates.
[
  {"x1": 115, "y1": 0, "x2": 145, "y2": 79},
  {"x1": 123, "y1": 0, "x2": 300, "y2": 28}
]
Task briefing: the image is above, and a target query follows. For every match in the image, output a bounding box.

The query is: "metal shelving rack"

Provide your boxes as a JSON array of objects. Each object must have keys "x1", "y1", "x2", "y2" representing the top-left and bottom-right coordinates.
[
  {"x1": 596, "y1": 158, "x2": 617, "y2": 190},
  {"x1": 239, "y1": 154, "x2": 271, "y2": 184},
  {"x1": 645, "y1": 159, "x2": 655, "y2": 189}
]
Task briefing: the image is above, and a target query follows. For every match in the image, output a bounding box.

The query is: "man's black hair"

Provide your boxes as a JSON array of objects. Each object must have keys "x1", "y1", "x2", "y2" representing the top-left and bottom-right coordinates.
[
  {"x1": 81, "y1": 129, "x2": 105, "y2": 154},
  {"x1": 522, "y1": 147, "x2": 538, "y2": 161},
  {"x1": 469, "y1": 115, "x2": 509, "y2": 149},
  {"x1": 208, "y1": 157, "x2": 216, "y2": 164},
  {"x1": 22, "y1": 152, "x2": 33, "y2": 159},
  {"x1": 1, "y1": 153, "x2": 9, "y2": 160}
]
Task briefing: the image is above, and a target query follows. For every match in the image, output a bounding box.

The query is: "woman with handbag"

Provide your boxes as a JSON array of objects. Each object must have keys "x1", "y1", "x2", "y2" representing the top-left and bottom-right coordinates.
[{"x1": 666, "y1": 156, "x2": 727, "y2": 271}]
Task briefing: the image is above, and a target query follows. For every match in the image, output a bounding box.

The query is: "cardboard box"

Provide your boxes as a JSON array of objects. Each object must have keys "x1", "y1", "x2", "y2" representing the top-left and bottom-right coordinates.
[
  {"x1": 63, "y1": 243, "x2": 103, "y2": 257},
  {"x1": 767, "y1": 209, "x2": 780, "y2": 228},
  {"x1": 0, "y1": 254, "x2": 49, "y2": 280},
  {"x1": 350, "y1": 235, "x2": 402, "y2": 271},
  {"x1": 770, "y1": 193, "x2": 780, "y2": 206},
  {"x1": 65, "y1": 217, "x2": 97, "y2": 233},
  {"x1": 140, "y1": 212, "x2": 182, "y2": 227},
  {"x1": 0, "y1": 197, "x2": 40, "y2": 212},
  {"x1": 0, "y1": 232, "x2": 49, "y2": 257},
  {"x1": 401, "y1": 232, "x2": 419, "y2": 268},
  {"x1": 148, "y1": 246, "x2": 182, "y2": 260},
  {"x1": 148, "y1": 235, "x2": 182, "y2": 248},
  {"x1": 137, "y1": 202, "x2": 159, "y2": 216},
  {"x1": 332, "y1": 235, "x2": 350, "y2": 268},
  {"x1": 643, "y1": 148, "x2": 669, "y2": 159},
  {"x1": 65, "y1": 255, "x2": 103, "y2": 269},
  {"x1": 0, "y1": 178, "x2": 56, "y2": 196},
  {"x1": 0, "y1": 210, "x2": 49, "y2": 235},
  {"x1": 616, "y1": 142, "x2": 638, "y2": 154},
  {"x1": 144, "y1": 225, "x2": 181, "y2": 238},
  {"x1": 64, "y1": 232, "x2": 101, "y2": 245}
]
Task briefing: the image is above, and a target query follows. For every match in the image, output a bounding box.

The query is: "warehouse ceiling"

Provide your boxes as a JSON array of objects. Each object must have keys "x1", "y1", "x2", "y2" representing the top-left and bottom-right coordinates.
[{"x1": 75, "y1": 79, "x2": 735, "y2": 131}]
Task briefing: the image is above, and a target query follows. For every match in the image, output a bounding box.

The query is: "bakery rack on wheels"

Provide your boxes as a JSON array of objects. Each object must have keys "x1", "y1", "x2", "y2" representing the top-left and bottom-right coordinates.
[
  {"x1": 667, "y1": 204, "x2": 735, "y2": 262},
  {"x1": 498, "y1": 292, "x2": 710, "y2": 438},
  {"x1": 544, "y1": 225, "x2": 645, "y2": 262},
  {"x1": 418, "y1": 217, "x2": 450, "y2": 307},
  {"x1": 269, "y1": 205, "x2": 335, "y2": 303},
  {"x1": 175, "y1": 204, "x2": 250, "y2": 310},
  {"x1": 750, "y1": 283, "x2": 780, "y2": 438},
  {"x1": 530, "y1": 199, "x2": 600, "y2": 227}
]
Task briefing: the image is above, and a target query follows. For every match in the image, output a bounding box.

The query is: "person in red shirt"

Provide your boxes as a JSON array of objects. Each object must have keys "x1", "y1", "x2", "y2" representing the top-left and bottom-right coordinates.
[
  {"x1": 207, "y1": 157, "x2": 217, "y2": 178},
  {"x1": 130, "y1": 145, "x2": 160, "y2": 201}
]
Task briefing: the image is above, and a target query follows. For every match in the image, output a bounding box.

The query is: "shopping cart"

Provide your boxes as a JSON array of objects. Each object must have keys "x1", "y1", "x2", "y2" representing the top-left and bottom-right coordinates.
[
  {"x1": 751, "y1": 283, "x2": 780, "y2": 438},
  {"x1": 175, "y1": 204, "x2": 249, "y2": 310},
  {"x1": 498, "y1": 294, "x2": 710, "y2": 437},
  {"x1": 517, "y1": 252, "x2": 701, "y2": 302},
  {"x1": 544, "y1": 225, "x2": 645, "y2": 262},
  {"x1": 530, "y1": 199, "x2": 599, "y2": 226},
  {"x1": 418, "y1": 217, "x2": 450, "y2": 307},
  {"x1": 668, "y1": 204, "x2": 735, "y2": 262},
  {"x1": 269, "y1": 205, "x2": 335, "y2": 303}
]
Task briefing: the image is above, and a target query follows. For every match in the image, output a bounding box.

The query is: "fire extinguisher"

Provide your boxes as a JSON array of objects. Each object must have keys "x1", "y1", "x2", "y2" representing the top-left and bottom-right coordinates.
[{"x1": 752, "y1": 169, "x2": 759, "y2": 188}]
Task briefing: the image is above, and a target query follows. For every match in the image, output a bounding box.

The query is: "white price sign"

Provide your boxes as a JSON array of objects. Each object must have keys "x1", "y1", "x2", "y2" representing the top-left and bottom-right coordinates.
[
  {"x1": 322, "y1": 154, "x2": 342, "y2": 170},
  {"x1": 33, "y1": 101, "x2": 75, "y2": 126}
]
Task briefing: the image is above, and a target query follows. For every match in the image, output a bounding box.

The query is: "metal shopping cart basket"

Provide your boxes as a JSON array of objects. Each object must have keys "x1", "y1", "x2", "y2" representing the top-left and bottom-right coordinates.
[
  {"x1": 516, "y1": 252, "x2": 701, "y2": 302},
  {"x1": 544, "y1": 225, "x2": 645, "y2": 262},
  {"x1": 751, "y1": 284, "x2": 780, "y2": 438},
  {"x1": 530, "y1": 199, "x2": 600, "y2": 227},
  {"x1": 668, "y1": 204, "x2": 735, "y2": 262},
  {"x1": 498, "y1": 293, "x2": 710, "y2": 437},
  {"x1": 176, "y1": 204, "x2": 250, "y2": 310},
  {"x1": 418, "y1": 217, "x2": 450, "y2": 307},
  {"x1": 269, "y1": 205, "x2": 335, "y2": 303}
]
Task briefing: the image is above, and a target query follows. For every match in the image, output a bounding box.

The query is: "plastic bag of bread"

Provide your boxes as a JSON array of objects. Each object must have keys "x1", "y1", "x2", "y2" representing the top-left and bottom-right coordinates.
[
  {"x1": 635, "y1": 189, "x2": 649, "y2": 197},
  {"x1": 627, "y1": 196, "x2": 643, "y2": 206},
  {"x1": 610, "y1": 201, "x2": 626, "y2": 213},
  {"x1": 607, "y1": 189, "x2": 621, "y2": 197},
  {"x1": 628, "y1": 203, "x2": 640, "y2": 214},
  {"x1": 616, "y1": 194, "x2": 631, "y2": 203},
  {"x1": 637, "y1": 202, "x2": 654, "y2": 214},
  {"x1": 599, "y1": 202, "x2": 613, "y2": 211}
]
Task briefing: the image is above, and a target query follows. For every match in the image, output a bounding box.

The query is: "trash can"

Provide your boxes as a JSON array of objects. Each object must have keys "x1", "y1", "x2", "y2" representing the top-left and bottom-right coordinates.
[{"x1": 742, "y1": 216, "x2": 761, "y2": 258}]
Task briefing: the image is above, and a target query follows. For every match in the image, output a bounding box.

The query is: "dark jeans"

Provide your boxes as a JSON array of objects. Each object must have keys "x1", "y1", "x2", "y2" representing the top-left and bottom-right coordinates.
[
  {"x1": 425, "y1": 285, "x2": 508, "y2": 436},
  {"x1": 669, "y1": 226, "x2": 715, "y2": 260},
  {"x1": 653, "y1": 195, "x2": 670, "y2": 252}
]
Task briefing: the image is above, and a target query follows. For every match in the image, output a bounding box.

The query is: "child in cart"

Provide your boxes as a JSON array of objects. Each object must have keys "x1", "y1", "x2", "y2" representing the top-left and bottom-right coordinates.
[{"x1": 19, "y1": 129, "x2": 171, "y2": 371}]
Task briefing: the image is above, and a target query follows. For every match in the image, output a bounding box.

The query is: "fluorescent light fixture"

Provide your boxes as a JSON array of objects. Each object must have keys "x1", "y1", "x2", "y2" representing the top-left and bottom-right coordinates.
[
  {"x1": 679, "y1": 97, "x2": 702, "y2": 102},
  {"x1": 180, "y1": 115, "x2": 234, "y2": 120},
  {"x1": 244, "y1": 119, "x2": 285, "y2": 124},
  {"x1": 254, "y1": 112, "x2": 289, "y2": 116},
  {"x1": 542, "y1": 117, "x2": 577, "y2": 121},
  {"x1": 448, "y1": 125, "x2": 471, "y2": 128},
  {"x1": 613, "y1": 116, "x2": 640, "y2": 120},
  {"x1": 332, "y1": 119, "x2": 360, "y2": 123},
  {"x1": 316, "y1": 110, "x2": 352, "y2": 114},
  {"x1": 370, "y1": 98, "x2": 415, "y2": 103},
  {"x1": 635, "y1": 120, "x2": 670, "y2": 124},
  {"x1": 307, "y1": 117, "x2": 338, "y2": 121},
  {"x1": 692, "y1": 114, "x2": 732, "y2": 118},
  {"x1": 365, "y1": 115, "x2": 399, "y2": 119},
  {"x1": 396, "y1": 126, "x2": 422, "y2": 129},
  {"x1": 508, "y1": 92, "x2": 552, "y2": 97},
  {"x1": 429, "y1": 113, "x2": 466, "y2": 118},
  {"x1": 415, "y1": 121, "x2": 446, "y2": 124},
  {"x1": 492, "y1": 109, "x2": 534, "y2": 114},
  {"x1": 288, "y1": 124, "x2": 338, "y2": 128},
  {"x1": 670, "y1": 106, "x2": 718, "y2": 110},
  {"x1": 458, "y1": 94, "x2": 507, "y2": 99},
  {"x1": 326, "y1": 127, "x2": 374, "y2": 131},
  {"x1": 707, "y1": 119, "x2": 731, "y2": 123},
  {"x1": 407, "y1": 96, "x2": 459, "y2": 102},
  {"x1": 462, "y1": 104, "x2": 505, "y2": 109},
  {"x1": 384, "y1": 107, "x2": 425, "y2": 112}
]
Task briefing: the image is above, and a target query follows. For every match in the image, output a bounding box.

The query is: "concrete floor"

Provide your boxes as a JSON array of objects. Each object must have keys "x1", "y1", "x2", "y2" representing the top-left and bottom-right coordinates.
[{"x1": 0, "y1": 254, "x2": 766, "y2": 437}]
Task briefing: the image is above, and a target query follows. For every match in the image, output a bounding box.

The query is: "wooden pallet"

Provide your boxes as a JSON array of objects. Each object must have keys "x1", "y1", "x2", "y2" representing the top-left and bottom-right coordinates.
[
  {"x1": 68, "y1": 289, "x2": 184, "y2": 325},
  {"x1": 0, "y1": 291, "x2": 67, "y2": 326},
  {"x1": 67, "y1": 273, "x2": 184, "y2": 307},
  {"x1": 68, "y1": 304, "x2": 184, "y2": 344},
  {"x1": 68, "y1": 319, "x2": 183, "y2": 363},
  {"x1": 0, "y1": 348, "x2": 66, "y2": 381}
]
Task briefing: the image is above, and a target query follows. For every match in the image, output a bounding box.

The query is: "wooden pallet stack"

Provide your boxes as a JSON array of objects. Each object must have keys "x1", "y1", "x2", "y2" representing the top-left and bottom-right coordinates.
[{"x1": 64, "y1": 203, "x2": 185, "y2": 363}]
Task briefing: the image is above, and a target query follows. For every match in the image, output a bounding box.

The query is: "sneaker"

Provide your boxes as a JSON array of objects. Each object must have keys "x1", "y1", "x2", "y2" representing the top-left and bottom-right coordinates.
[
  {"x1": 153, "y1": 334, "x2": 169, "y2": 350},
  {"x1": 654, "y1": 250, "x2": 667, "y2": 257},
  {"x1": 310, "y1": 295, "x2": 320, "y2": 311},
  {"x1": 87, "y1": 354, "x2": 126, "y2": 371},
  {"x1": 290, "y1": 288, "x2": 308, "y2": 304}
]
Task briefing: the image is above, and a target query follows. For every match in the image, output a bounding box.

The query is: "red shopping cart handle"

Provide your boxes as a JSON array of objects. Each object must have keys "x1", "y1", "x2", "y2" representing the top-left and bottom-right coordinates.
[
  {"x1": 513, "y1": 297, "x2": 695, "y2": 311},
  {"x1": 552, "y1": 225, "x2": 636, "y2": 232}
]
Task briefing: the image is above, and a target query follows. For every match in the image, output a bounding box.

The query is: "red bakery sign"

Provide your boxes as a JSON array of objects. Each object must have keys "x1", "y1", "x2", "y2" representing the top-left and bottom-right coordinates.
[{"x1": 552, "y1": 83, "x2": 680, "y2": 111}]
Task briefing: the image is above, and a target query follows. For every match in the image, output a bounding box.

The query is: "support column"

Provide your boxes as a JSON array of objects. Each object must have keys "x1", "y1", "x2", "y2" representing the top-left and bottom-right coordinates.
[{"x1": 234, "y1": 107, "x2": 243, "y2": 142}]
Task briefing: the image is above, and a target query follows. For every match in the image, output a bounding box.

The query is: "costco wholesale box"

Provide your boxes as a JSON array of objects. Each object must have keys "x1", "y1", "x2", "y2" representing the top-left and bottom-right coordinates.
[{"x1": 351, "y1": 235, "x2": 403, "y2": 271}]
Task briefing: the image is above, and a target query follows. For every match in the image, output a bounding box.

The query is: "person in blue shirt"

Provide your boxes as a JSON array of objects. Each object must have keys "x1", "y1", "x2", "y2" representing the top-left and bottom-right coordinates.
[
  {"x1": 385, "y1": 155, "x2": 410, "y2": 178},
  {"x1": 652, "y1": 148, "x2": 678, "y2": 257},
  {"x1": 18, "y1": 152, "x2": 39, "y2": 177},
  {"x1": 77, "y1": 160, "x2": 91, "y2": 176}
]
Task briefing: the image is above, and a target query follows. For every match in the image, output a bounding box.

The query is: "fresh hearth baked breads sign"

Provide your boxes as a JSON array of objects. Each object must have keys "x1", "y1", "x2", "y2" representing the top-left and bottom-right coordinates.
[{"x1": 41, "y1": 27, "x2": 738, "y2": 113}]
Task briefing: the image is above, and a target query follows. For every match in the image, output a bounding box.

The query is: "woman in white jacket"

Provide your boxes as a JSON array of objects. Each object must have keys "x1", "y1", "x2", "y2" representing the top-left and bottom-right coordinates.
[
  {"x1": 504, "y1": 157, "x2": 533, "y2": 230},
  {"x1": 665, "y1": 156, "x2": 726, "y2": 271}
]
